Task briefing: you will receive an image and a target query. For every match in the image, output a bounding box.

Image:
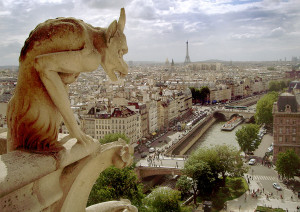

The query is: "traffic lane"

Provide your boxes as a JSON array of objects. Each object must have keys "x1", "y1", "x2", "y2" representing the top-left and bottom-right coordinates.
[
  {"x1": 259, "y1": 180, "x2": 285, "y2": 197},
  {"x1": 134, "y1": 131, "x2": 182, "y2": 160},
  {"x1": 248, "y1": 164, "x2": 278, "y2": 177},
  {"x1": 247, "y1": 165, "x2": 296, "y2": 200}
]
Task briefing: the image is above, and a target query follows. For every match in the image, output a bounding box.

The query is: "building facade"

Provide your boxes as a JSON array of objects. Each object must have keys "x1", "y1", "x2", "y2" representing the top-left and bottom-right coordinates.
[{"x1": 272, "y1": 93, "x2": 300, "y2": 162}]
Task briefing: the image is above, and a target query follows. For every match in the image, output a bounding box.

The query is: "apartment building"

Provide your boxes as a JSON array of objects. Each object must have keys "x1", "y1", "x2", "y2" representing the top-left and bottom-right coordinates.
[
  {"x1": 272, "y1": 93, "x2": 300, "y2": 162},
  {"x1": 210, "y1": 86, "x2": 231, "y2": 103},
  {"x1": 111, "y1": 106, "x2": 140, "y2": 144},
  {"x1": 147, "y1": 100, "x2": 158, "y2": 134},
  {"x1": 81, "y1": 104, "x2": 140, "y2": 144}
]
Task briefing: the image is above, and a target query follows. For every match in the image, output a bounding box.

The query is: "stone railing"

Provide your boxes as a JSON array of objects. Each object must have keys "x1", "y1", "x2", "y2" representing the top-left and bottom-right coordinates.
[{"x1": 0, "y1": 133, "x2": 133, "y2": 212}]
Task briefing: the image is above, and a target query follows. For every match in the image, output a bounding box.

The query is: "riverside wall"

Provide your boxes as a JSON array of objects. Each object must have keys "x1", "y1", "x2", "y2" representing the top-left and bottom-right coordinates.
[{"x1": 166, "y1": 115, "x2": 216, "y2": 156}]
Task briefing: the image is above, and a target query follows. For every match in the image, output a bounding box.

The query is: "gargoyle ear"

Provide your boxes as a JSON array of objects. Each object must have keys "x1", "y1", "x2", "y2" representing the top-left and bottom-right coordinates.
[
  {"x1": 118, "y1": 8, "x2": 126, "y2": 32},
  {"x1": 106, "y1": 20, "x2": 117, "y2": 44}
]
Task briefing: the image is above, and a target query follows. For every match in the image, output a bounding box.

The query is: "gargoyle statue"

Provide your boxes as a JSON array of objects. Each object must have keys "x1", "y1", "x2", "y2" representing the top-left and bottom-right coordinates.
[{"x1": 7, "y1": 8, "x2": 128, "y2": 152}]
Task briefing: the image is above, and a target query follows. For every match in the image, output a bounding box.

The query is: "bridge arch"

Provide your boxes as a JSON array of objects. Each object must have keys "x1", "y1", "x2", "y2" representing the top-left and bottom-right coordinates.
[
  {"x1": 213, "y1": 111, "x2": 227, "y2": 120},
  {"x1": 213, "y1": 110, "x2": 255, "y2": 122}
]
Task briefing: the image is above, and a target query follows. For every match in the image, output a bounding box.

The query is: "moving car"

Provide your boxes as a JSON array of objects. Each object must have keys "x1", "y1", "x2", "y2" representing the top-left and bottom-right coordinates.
[
  {"x1": 248, "y1": 158, "x2": 256, "y2": 165},
  {"x1": 273, "y1": 183, "x2": 281, "y2": 190}
]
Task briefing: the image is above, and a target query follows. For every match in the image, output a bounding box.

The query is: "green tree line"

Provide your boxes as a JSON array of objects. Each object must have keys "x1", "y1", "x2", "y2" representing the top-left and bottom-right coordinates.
[{"x1": 189, "y1": 86, "x2": 210, "y2": 104}]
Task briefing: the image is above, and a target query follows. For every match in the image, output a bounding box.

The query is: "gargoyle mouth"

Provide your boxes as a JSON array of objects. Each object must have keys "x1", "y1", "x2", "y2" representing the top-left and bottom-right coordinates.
[{"x1": 109, "y1": 69, "x2": 128, "y2": 81}]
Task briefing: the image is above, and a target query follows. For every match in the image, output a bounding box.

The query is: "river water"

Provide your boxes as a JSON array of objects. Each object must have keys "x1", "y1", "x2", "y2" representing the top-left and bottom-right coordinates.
[
  {"x1": 186, "y1": 104, "x2": 256, "y2": 155},
  {"x1": 186, "y1": 121, "x2": 247, "y2": 155}
]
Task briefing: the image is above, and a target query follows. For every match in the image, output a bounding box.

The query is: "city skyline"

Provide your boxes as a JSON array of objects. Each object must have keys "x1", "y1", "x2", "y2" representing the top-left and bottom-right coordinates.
[{"x1": 0, "y1": 0, "x2": 300, "y2": 66}]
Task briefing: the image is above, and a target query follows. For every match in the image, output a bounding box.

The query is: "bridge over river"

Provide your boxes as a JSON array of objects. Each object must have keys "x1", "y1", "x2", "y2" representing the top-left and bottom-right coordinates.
[
  {"x1": 213, "y1": 108, "x2": 255, "y2": 121},
  {"x1": 135, "y1": 107, "x2": 257, "y2": 180},
  {"x1": 165, "y1": 108, "x2": 256, "y2": 156},
  {"x1": 136, "y1": 156, "x2": 185, "y2": 179}
]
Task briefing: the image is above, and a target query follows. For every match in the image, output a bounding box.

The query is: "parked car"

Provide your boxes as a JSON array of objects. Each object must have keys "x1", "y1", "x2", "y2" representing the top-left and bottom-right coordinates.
[
  {"x1": 273, "y1": 183, "x2": 281, "y2": 190},
  {"x1": 268, "y1": 146, "x2": 273, "y2": 152},
  {"x1": 141, "y1": 152, "x2": 147, "y2": 158},
  {"x1": 248, "y1": 158, "x2": 256, "y2": 165},
  {"x1": 149, "y1": 147, "x2": 155, "y2": 153}
]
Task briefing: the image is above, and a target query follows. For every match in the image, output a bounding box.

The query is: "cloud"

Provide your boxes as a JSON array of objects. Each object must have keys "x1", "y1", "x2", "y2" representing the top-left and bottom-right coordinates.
[
  {"x1": 0, "y1": 42, "x2": 22, "y2": 66},
  {"x1": 268, "y1": 27, "x2": 286, "y2": 37},
  {"x1": 1, "y1": 0, "x2": 300, "y2": 65},
  {"x1": 83, "y1": 0, "x2": 131, "y2": 9}
]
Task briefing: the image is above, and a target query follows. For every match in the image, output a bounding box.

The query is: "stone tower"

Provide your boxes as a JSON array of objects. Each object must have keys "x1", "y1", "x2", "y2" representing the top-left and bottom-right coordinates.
[{"x1": 184, "y1": 40, "x2": 191, "y2": 64}]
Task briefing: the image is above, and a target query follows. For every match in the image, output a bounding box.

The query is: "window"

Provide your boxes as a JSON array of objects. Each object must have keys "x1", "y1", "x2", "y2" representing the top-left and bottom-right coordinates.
[
  {"x1": 293, "y1": 137, "x2": 296, "y2": 142},
  {"x1": 279, "y1": 137, "x2": 282, "y2": 142},
  {"x1": 279, "y1": 128, "x2": 282, "y2": 134},
  {"x1": 293, "y1": 128, "x2": 296, "y2": 134}
]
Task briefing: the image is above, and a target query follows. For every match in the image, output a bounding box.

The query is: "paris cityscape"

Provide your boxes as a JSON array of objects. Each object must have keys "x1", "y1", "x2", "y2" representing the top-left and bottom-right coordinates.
[{"x1": 0, "y1": 0, "x2": 300, "y2": 212}]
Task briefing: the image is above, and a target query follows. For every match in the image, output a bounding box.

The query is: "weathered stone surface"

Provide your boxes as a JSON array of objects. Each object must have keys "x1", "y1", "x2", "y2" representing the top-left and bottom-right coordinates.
[
  {"x1": 0, "y1": 7, "x2": 135, "y2": 212},
  {"x1": 0, "y1": 136, "x2": 134, "y2": 212},
  {"x1": 0, "y1": 150, "x2": 56, "y2": 198},
  {"x1": 6, "y1": 8, "x2": 128, "y2": 152}
]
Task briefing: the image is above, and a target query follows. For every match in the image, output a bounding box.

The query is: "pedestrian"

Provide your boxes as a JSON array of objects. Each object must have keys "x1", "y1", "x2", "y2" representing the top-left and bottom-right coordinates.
[{"x1": 263, "y1": 188, "x2": 264, "y2": 193}]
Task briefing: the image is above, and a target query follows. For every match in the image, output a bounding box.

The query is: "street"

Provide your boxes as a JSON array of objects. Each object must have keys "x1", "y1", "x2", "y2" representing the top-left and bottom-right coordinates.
[{"x1": 227, "y1": 132, "x2": 300, "y2": 212}]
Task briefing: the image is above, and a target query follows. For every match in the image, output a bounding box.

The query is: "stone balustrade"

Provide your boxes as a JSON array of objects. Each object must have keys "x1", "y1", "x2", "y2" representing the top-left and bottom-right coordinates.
[{"x1": 0, "y1": 133, "x2": 133, "y2": 212}]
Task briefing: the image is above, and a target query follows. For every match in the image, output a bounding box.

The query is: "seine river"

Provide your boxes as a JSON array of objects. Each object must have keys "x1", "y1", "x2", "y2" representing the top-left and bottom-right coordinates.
[
  {"x1": 186, "y1": 121, "x2": 247, "y2": 155},
  {"x1": 186, "y1": 104, "x2": 256, "y2": 155}
]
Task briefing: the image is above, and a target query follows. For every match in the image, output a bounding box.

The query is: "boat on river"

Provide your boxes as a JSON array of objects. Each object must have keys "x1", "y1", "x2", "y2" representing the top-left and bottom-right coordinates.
[{"x1": 221, "y1": 116, "x2": 243, "y2": 131}]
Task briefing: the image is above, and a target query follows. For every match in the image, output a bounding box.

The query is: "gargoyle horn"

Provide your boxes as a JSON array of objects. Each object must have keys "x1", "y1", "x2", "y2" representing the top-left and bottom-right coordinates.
[{"x1": 118, "y1": 8, "x2": 126, "y2": 32}]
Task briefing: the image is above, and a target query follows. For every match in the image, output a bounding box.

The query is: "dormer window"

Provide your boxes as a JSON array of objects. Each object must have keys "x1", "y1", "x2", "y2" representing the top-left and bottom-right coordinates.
[{"x1": 285, "y1": 104, "x2": 291, "y2": 112}]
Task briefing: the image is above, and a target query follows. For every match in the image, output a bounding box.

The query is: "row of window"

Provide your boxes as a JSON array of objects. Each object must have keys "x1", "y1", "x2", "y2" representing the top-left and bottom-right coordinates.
[
  {"x1": 277, "y1": 136, "x2": 297, "y2": 143},
  {"x1": 278, "y1": 127, "x2": 297, "y2": 134},
  {"x1": 276, "y1": 118, "x2": 297, "y2": 125}
]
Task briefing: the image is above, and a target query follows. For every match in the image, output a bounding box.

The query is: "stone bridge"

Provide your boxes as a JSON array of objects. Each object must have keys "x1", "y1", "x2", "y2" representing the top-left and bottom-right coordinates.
[
  {"x1": 213, "y1": 109, "x2": 255, "y2": 122},
  {"x1": 135, "y1": 166, "x2": 182, "y2": 179},
  {"x1": 136, "y1": 157, "x2": 184, "y2": 179}
]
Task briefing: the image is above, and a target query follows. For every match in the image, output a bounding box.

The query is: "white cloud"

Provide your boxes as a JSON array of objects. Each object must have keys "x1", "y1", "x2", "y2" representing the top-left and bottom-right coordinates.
[{"x1": 1, "y1": 0, "x2": 300, "y2": 65}]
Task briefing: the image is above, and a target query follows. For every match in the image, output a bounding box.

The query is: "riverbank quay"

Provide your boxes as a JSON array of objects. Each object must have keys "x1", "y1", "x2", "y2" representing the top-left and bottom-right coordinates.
[{"x1": 166, "y1": 114, "x2": 216, "y2": 156}]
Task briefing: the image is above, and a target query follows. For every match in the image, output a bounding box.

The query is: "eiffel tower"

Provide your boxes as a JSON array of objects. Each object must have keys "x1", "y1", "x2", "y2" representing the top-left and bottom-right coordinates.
[{"x1": 184, "y1": 40, "x2": 191, "y2": 64}]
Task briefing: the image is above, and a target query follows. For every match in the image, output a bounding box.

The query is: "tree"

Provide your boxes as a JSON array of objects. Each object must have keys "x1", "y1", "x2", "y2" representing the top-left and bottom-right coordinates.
[
  {"x1": 235, "y1": 124, "x2": 260, "y2": 154},
  {"x1": 189, "y1": 86, "x2": 210, "y2": 104},
  {"x1": 255, "y1": 92, "x2": 278, "y2": 126},
  {"x1": 99, "y1": 133, "x2": 130, "y2": 144},
  {"x1": 199, "y1": 86, "x2": 210, "y2": 103},
  {"x1": 185, "y1": 145, "x2": 247, "y2": 187},
  {"x1": 144, "y1": 187, "x2": 181, "y2": 212},
  {"x1": 268, "y1": 81, "x2": 281, "y2": 92},
  {"x1": 87, "y1": 165, "x2": 144, "y2": 209},
  {"x1": 183, "y1": 158, "x2": 215, "y2": 203},
  {"x1": 276, "y1": 149, "x2": 300, "y2": 181},
  {"x1": 214, "y1": 145, "x2": 248, "y2": 184},
  {"x1": 268, "y1": 80, "x2": 288, "y2": 92},
  {"x1": 176, "y1": 175, "x2": 193, "y2": 198}
]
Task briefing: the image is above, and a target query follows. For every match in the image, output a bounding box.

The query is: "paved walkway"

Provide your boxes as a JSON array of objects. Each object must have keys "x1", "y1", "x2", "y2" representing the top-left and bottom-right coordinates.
[{"x1": 226, "y1": 175, "x2": 300, "y2": 212}]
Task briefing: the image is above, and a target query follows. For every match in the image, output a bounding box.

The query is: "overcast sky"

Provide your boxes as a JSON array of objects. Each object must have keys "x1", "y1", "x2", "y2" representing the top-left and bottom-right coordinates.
[{"x1": 1, "y1": 0, "x2": 300, "y2": 65}]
